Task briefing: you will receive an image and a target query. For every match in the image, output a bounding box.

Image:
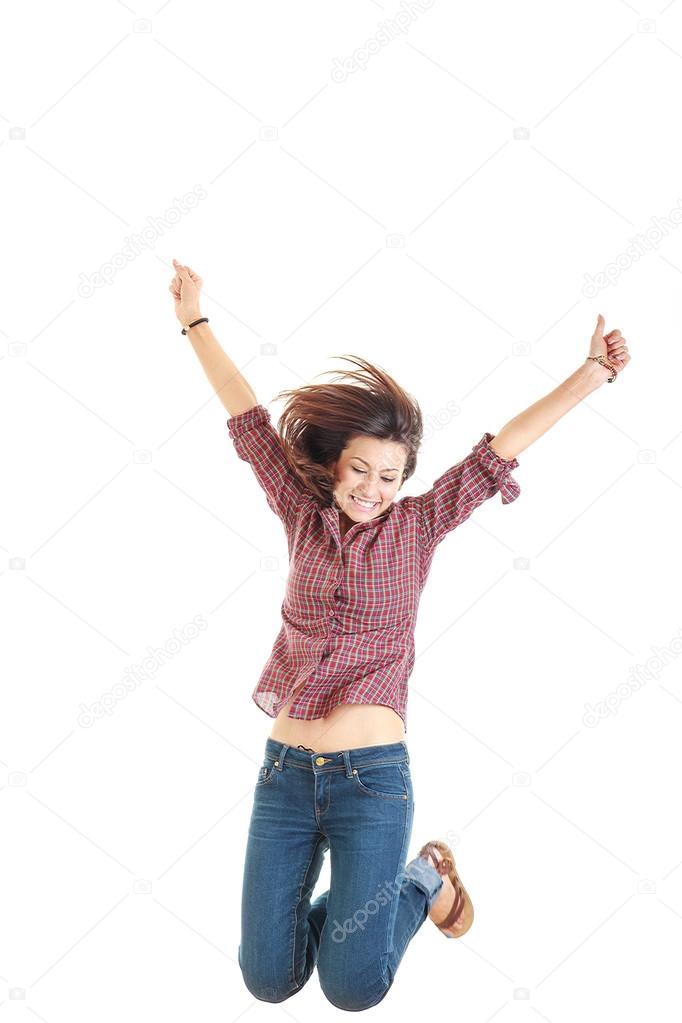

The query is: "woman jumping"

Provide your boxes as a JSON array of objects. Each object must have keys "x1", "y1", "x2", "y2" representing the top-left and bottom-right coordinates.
[{"x1": 169, "y1": 258, "x2": 630, "y2": 1010}]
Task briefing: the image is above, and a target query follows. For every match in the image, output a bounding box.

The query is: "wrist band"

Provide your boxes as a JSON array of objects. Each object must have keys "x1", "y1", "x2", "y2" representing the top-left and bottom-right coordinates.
[
  {"x1": 586, "y1": 354, "x2": 617, "y2": 383},
  {"x1": 181, "y1": 316, "x2": 209, "y2": 335}
]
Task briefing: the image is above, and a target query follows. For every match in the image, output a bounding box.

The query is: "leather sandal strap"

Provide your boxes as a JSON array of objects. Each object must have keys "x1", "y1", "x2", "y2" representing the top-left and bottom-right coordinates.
[
  {"x1": 439, "y1": 881, "x2": 465, "y2": 930},
  {"x1": 420, "y1": 843, "x2": 466, "y2": 929},
  {"x1": 421, "y1": 843, "x2": 449, "y2": 876}
]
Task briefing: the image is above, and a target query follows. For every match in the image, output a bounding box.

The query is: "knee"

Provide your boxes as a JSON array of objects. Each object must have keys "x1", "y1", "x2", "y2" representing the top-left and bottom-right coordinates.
[
  {"x1": 240, "y1": 967, "x2": 300, "y2": 1003},
  {"x1": 238, "y1": 945, "x2": 301, "y2": 1004},
  {"x1": 319, "y1": 978, "x2": 390, "y2": 1012},
  {"x1": 318, "y1": 949, "x2": 392, "y2": 1011},
  {"x1": 243, "y1": 981, "x2": 298, "y2": 1004}
]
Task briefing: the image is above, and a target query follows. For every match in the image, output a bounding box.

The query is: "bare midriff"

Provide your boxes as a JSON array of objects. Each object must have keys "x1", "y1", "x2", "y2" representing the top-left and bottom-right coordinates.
[
  {"x1": 268, "y1": 679, "x2": 406, "y2": 753},
  {"x1": 269, "y1": 514, "x2": 406, "y2": 753}
]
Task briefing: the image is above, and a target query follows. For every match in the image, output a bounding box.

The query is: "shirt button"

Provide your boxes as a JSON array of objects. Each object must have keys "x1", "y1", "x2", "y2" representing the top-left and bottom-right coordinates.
[{"x1": 329, "y1": 610, "x2": 335, "y2": 617}]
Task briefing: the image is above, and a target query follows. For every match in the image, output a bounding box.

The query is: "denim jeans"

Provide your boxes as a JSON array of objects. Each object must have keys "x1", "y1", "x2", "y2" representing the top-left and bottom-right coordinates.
[{"x1": 238, "y1": 736, "x2": 445, "y2": 1011}]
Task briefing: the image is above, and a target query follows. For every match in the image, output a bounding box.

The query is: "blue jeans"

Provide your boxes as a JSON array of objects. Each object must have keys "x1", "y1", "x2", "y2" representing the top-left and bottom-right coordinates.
[{"x1": 238, "y1": 737, "x2": 445, "y2": 1011}]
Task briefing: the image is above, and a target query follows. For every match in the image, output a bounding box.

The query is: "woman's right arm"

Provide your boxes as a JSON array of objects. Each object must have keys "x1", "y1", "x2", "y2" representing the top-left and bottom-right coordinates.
[
  {"x1": 185, "y1": 320, "x2": 258, "y2": 416},
  {"x1": 170, "y1": 260, "x2": 258, "y2": 417}
]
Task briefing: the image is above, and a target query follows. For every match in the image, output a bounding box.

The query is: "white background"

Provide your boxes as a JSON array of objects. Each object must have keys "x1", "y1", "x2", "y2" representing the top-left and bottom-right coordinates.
[{"x1": 2, "y1": 0, "x2": 682, "y2": 1019}]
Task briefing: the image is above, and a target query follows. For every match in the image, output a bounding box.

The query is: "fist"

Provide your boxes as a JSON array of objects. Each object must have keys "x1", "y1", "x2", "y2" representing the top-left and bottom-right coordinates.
[{"x1": 169, "y1": 259, "x2": 204, "y2": 327}]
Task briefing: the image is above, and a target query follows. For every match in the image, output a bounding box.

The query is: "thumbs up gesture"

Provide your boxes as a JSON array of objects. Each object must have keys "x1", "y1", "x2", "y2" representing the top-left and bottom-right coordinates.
[{"x1": 589, "y1": 314, "x2": 631, "y2": 379}]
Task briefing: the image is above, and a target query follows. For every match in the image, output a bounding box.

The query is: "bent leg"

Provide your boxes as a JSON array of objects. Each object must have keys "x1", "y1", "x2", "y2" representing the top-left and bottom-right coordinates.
[
  {"x1": 238, "y1": 757, "x2": 329, "y2": 1002},
  {"x1": 317, "y1": 757, "x2": 442, "y2": 1010}
]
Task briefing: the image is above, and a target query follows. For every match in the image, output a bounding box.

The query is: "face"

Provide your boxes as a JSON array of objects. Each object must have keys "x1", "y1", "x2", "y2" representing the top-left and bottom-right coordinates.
[{"x1": 329, "y1": 435, "x2": 408, "y2": 525}]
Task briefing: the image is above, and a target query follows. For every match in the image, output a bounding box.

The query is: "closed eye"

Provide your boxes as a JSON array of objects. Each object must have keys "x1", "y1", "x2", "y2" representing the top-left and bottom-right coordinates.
[{"x1": 353, "y1": 468, "x2": 395, "y2": 484}]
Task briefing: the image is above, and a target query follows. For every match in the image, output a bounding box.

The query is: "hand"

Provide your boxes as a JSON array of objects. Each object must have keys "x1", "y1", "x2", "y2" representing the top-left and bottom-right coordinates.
[
  {"x1": 169, "y1": 258, "x2": 204, "y2": 327},
  {"x1": 589, "y1": 314, "x2": 631, "y2": 379}
]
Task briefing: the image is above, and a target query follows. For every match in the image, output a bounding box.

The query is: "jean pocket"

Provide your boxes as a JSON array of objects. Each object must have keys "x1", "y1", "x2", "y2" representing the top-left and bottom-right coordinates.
[
  {"x1": 255, "y1": 758, "x2": 277, "y2": 787},
  {"x1": 351, "y1": 761, "x2": 409, "y2": 800}
]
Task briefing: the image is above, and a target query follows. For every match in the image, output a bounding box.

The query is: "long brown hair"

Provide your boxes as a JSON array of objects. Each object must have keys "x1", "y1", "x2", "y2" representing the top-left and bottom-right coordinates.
[{"x1": 272, "y1": 355, "x2": 423, "y2": 507}]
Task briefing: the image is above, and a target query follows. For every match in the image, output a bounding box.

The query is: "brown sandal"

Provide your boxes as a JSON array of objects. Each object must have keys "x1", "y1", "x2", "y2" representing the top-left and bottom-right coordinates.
[{"x1": 418, "y1": 840, "x2": 474, "y2": 938}]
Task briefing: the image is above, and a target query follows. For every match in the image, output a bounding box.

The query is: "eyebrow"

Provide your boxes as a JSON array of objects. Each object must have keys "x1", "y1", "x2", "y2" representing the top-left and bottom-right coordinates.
[{"x1": 351, "y1": 457, "x2": 400, "y2": 472}]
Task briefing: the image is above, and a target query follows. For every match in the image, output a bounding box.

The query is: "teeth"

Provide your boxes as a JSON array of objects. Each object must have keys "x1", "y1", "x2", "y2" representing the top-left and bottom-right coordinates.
[{"x1": 352, "y1": 495, "x2": 378, "y2": 508}]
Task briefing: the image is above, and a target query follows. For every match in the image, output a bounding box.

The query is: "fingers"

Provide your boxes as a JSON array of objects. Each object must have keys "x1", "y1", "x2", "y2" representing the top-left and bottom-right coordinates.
[
  {"x1": 173, "y1": 258, "x2": 195, "y2": 277},
  {"x1": 595, "y1": 316, "x2": 630, "y2": 366},
  {"x1": 607, "y1": 335, "x2": 628, "y2": 362},
  {"x1": 172, "y1": 259, "x2": 191, "y2": 281},
  {"x1": 172, "y1": 258, "x2": 202, "y2": 286},
  {"x1": 170, "y1": 259, "x2": 203, "y2": 302},
  {"x1": 169, "y1": 260, "x2": 182, "y2": 297}
]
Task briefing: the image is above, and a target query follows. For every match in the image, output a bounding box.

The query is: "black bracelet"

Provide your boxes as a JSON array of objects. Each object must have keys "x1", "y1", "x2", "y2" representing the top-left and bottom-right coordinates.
[{"x1": 181, "y1": 316, "x2": 209, "y2": 335}]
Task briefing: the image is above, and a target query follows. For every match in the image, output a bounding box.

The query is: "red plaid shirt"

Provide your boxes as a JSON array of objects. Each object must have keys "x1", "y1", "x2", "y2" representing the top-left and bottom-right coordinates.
[{"x1": 227, "y1": 403, "x2": 521, "y2": 732}]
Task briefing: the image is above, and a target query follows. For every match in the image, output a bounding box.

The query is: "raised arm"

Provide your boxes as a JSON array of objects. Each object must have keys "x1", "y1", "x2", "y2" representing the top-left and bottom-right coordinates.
[
  {"x1": 489, "y1": 315, "x2": 631, "y2": 461},
  {"x1": 170, "y1": 259, "x2": 257, "y2": 416}
]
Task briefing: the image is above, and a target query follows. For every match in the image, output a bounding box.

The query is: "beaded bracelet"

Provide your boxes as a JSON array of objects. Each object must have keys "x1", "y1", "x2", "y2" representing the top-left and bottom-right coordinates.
[{"x1": 586, "y1": 354, "x2": 617, "y2": 383}]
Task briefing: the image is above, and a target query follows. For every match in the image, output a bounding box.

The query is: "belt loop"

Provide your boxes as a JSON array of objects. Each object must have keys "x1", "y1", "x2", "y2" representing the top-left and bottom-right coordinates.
[
  {"x1": 342, "y1": 749, "x2": 353, "y2": 778},
  {"x1": 275, "y1": 743, "x2": 290, "y2": 771}
]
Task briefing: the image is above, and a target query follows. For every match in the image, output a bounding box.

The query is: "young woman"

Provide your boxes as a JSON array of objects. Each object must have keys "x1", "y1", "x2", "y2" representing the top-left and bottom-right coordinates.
[{"x1": 169, "y1": 259, "x2": 630, "y2": 1010}]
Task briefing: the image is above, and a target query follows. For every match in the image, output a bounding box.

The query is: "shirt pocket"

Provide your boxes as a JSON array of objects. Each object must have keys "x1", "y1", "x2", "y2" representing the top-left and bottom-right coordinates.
[{"x1": 351, "y1": 761, "x2": 410, "y2": 800}]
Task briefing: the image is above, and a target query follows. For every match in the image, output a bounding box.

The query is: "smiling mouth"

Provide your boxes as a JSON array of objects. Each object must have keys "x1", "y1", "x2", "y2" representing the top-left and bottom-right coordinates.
[{"x1": 351, "y1": 495, "x2": 379, "y2": 509}]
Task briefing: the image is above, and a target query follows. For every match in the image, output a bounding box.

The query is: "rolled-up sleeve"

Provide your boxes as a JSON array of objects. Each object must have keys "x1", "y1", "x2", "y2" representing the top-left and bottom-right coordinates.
[
  {"x1": 227, "y1": 404, "x2": 310, "y2": 532},
  {"x1": 416, "y1": 432, "x2": 520, "y2": 551}
]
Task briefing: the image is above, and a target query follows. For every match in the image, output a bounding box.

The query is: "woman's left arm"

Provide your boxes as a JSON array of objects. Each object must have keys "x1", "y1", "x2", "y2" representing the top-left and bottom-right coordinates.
[{"x1": 489, "y1": 314, "x2": 631, "y2": 461}]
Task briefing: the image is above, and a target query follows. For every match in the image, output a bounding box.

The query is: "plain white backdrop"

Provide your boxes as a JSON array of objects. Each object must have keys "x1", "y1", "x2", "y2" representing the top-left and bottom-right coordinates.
[{"x1": 2, "y1": 0, "x2": 682, "y2": 1019}]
